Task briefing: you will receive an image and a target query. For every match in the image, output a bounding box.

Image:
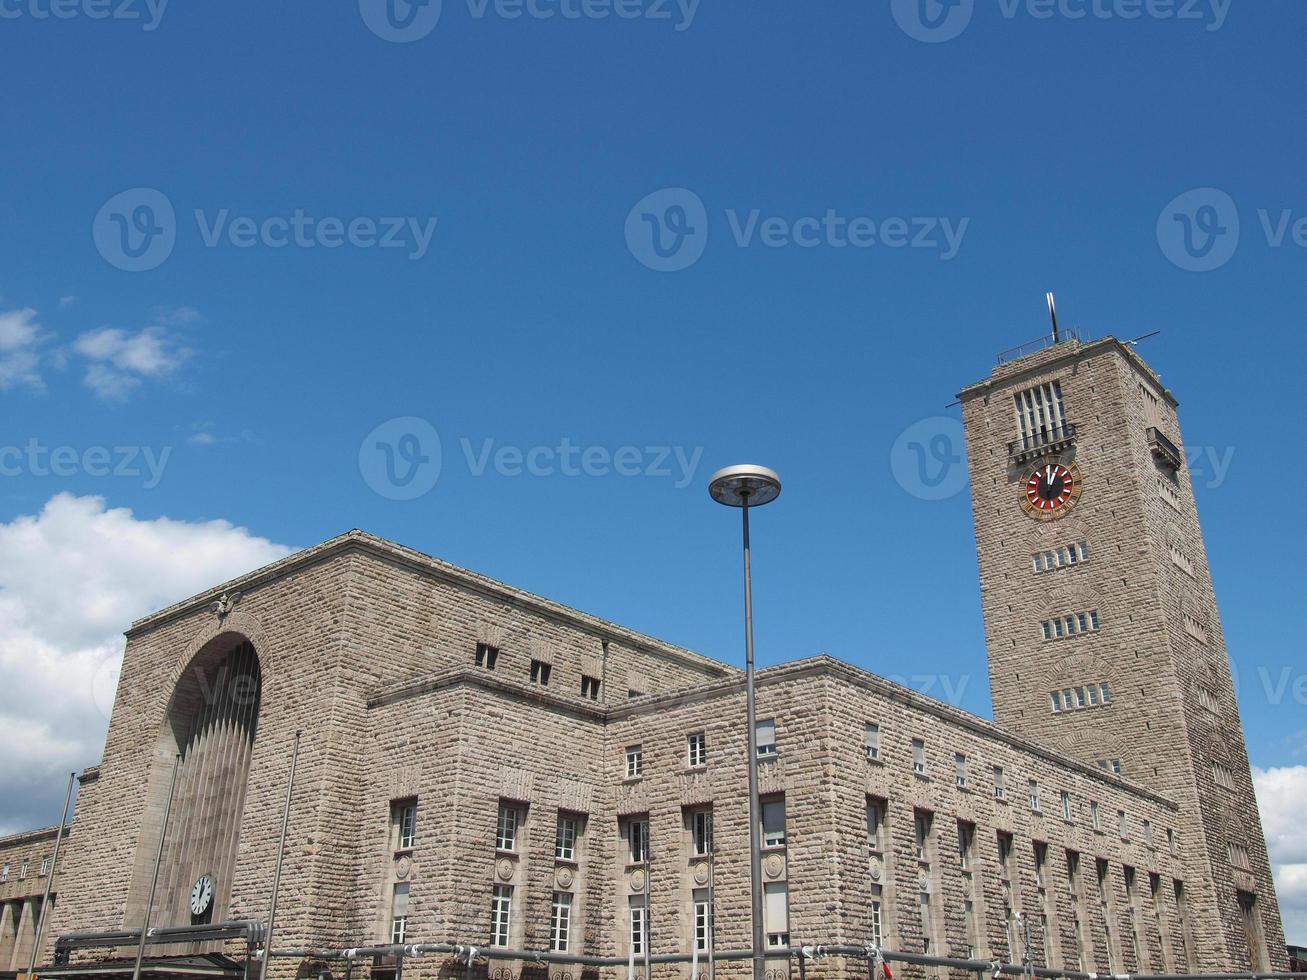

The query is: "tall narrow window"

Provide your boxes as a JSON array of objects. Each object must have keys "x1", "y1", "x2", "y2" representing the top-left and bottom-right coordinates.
[
  {"x1": 963, "y1": 898, "x2": 978, "y2": 959},
  {"x1": 581, "y1": 674, "x2": 601, "y2": 700},
  {"x1": 1090, "y1": 801, "x2": 1100, "y2": 830},
  {"x1": 755, "y1": 718, "x2": 777, "y2": 757},
  {"x1": 693, "y1": 888, "x2": 713, "y2": 952},
  {"x1": 555, "y1": 814, "x2": 579, "y2": 861},
  {"x1": 1028, "y1": 779, "x2": 1040, "y2": 812},
  {"x1": 390, "y1": 883, "x2": 410, "y2": 943},
  {"x1": 914, "y1": 810, "x2": 933, "y2": 864},
  {"x1": 911, "y1": 738, "x2": 926, "y2": 774},
  {"x1": 958, "y1": 820, "x2": 975, "y2": 871},
  {"x1": 762, "y1": 797, "x2": 787, "y2": 848},
  {"x1": 394, "y1": 800, "x2": 417, "y2": 850},
  {"x1": 867, "y1": 797, "x2": 886, "y2": 852},
  {"x1": 919, "y1": 889, "x2": 933, "y2": 953},
  {"x1": 955, "y1": 752, "x2": 968, "y2": 788},
  {"x1": 865, "y1": 723, "x2": 881, "y2": 761},
  {"x1": 629, "y1": 899, "x2": 648, "y2": 955},
  {"x1": 691, "y1": 808, "x2": 714, "y2": 856},
  {"x1": 1014, "y1": 380, "x2": 1068, "y2": 450},
  {"x1": 870, "y1": 883, "x2": 884, "y2": 947},
  {"x1": 628, "y1": 818, "x2": 650, "y2": 864},
  {"x1": 530, "y1": 659, "x2": 552, "y2": 686},
  {"x1": 1060, "y1": 790, "x2": 1072, "y2": 820},
  {"x1": 687, "y1": 732, "x2": 707, "y2": 768},
  {"x1": 490, "y1": 885, "x2": 512, "y2": 946},
  {"x1": 549, "y1": 892, "x2": 572, "y2": 952},
  {"x1": 993, "y1": 765, "x2": 1006, "y2": 800},
  {"x1": 764, "y1": 881, "x2": 790, "y2": 948},
  {"x1": 496, "y1": 804, "x2": 520, "y2": 852},
  {"x1": 997, "y1": 832, "x2": 1014, "y2": 878}
]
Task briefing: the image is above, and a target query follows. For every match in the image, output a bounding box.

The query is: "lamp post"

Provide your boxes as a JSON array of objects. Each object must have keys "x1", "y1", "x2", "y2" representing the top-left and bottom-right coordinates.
[{"x1": 708, "y1": 464, "x2": 782, "y2": 980}]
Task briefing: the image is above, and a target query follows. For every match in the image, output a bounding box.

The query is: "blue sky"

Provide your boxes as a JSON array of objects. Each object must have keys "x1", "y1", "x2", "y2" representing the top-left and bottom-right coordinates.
[{"x1": 2, "y1": 0, "x2": 1306, "y2": 936}]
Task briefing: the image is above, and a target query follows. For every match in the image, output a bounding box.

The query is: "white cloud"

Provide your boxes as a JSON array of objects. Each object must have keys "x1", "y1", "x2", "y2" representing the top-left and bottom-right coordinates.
[
  {"x1": 1253, "y1": 765, "x2": 1307, "y2": 945},
  {"x1": 0, "y1": 494, "x2": 292, "y2": 834},
  {"x1": 74, "y1": 323, "x2": 189, "y2": 399},
  {"x1": 0, "y1": 307, "x2": 45, "y2": 392}
]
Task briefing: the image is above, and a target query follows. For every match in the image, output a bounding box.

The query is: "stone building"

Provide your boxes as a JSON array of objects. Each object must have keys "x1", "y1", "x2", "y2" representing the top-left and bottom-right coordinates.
[
  {"x1": 3, "y1": 334, "x2": 1286, "y2": 979},
  {"x1": 0, "y1": 826, "x2": 67, "y2": 973}
]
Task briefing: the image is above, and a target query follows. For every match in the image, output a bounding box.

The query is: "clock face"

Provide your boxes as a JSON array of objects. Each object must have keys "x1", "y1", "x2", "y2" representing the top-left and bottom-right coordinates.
[
  {"x1": 1021, "y1": 461, "x2": 1082, "y2": 520},
  {"x1": 190, "y1": 874, "x2": 214, "y2": 916}
]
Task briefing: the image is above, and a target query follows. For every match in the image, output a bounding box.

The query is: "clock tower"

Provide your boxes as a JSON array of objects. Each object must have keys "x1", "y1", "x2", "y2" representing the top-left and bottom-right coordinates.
[{"x1": 958, "y1": 329, "x2": 1287, "y2": 972}]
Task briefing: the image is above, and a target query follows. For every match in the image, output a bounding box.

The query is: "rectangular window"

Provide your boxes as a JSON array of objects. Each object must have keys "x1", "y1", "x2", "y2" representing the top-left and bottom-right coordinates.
[
  {"x1": 549, "y1": 892, "x2": 572, "y2": 952},
  {"x1": 694, "y1": 889, "x2": 713, "y2": 952},
  {"x1": 555, "y1": 815, "x2": 579, "y2": 861},
  {"x1": 993, "y1": 765, "x2": 1006, "y2": 800},
  {"x1": 870, "y1": 884, "x2": 884, "y2": 947},
  {"x1": 18, "y1": 860, "x2": 27, "y2": 879},
  {"x1": 625, "y1": 745, "x2": 643, "y2": 779},
  {"x1": 755, "y1": 718, "x2": 777, "y2": 757},
  {"x1": 1042, "y1": 621, "x2": 1052, "y2": 641},
  {"x1": 496, "y1": 804, "x2": 520, "y2": 852},
  {"x1": 1087, "y1": 684, "x2": 1099, "y2": 706},
  {"x1": 1034, "y1": 842, "x2": 1048, "y2": 887},
  {"x1": 958, "y1": 819, "x2": 975, "y2": 870},
  {"x1": 40, "y1": 856, "x2": 51, "y2": 877},
  {"x1": 1199, "y1": 687, "x2": 1220, "y2": 713},
  {"x1": 963, "y1": 898, "x2": 978, "y2": 959},
  {"x1": 1014, "y1": 380, "x2": 1068, "y2": 450},
  {"x1": 920, "y1": 889, "x2": 933, "y2": 953},
  {"x1": 1061, "y1": 790, "x2": 1072, "y2": 820},
  {"x1": 1213, "y1": 763, "x2": 1237, "y2": 790},
  {"x1": 629, "y1": 899, "x2": 648, "y2": 955},
  {"x1": 691, "y1": 808, "x2": 714, "y2": 856},
  {"x1": 530, "y1": 659, "x2": 552, "y2": 686},
  {"x1": 1118, "y1": 810, "x2": 1128, "y2": 837},
  {"x1": 1050, "y1": 691, "x2": 1062, "y2": 713},
  {"x1": 628, "y1": 818, "x2": 650, "y2": 864},
  {"x1": 1028, "y1": 779, "x2": 1040, "y2": 812},
  {"x1": 954, "y1": 752, "x2": 968, "y2": 788},
  {"x1": 475, "y1": 642, "x2": 499, "y2": 669},
  {"x1": 867, "y1": 797, "x2": 886, "y2": 852},
  {"x1": 0, "y1": 864, "x2": 8, "y2": 882},
  {"x1": 390, "y1": 882, "x2": 410, "y2": 944},
  {"x1": 764, "y1": 881, "x2": 789, "y2": 948},
  {"x1": 581, "y1": 674, "x2": 601, "y2": 700},
  {"x1": 1090, "y1": 801, "x2": 1101, "y2": 830},
  {"x1": 865, "y1": 723, "x2": 880, "y2": 761},
  {"x1": 1144, "y1": 820, "x2": 1154, "y2": 848},
  {"x1": 762, "y1": 797, "x2": 787, "y2": 848},
  {"x1": 1168, "y1": 828, "x2": 1177, "y2": 855},
  {"x1": 911, "y1": 738, "x2": 926, "y2": 775},
  {"x1": 997, "y1": 832, "x2": 1013, "y2": 876},
  {"x1": 687, "y1": 732, "x2": 707, "y2": 768},
  {"x1": 1074, "y1": 687, "x2": 1086, "y2": 708},
  {"x1": 1100, "y1": 681, "x2": 1113, "y2": 703},
  {"x1": 1228, "y1": 842, "x2": 1252, "y2": 869},
  {"x1": 914, "y1": 809, "x2": 933, "y2": 863},
  {"x1": 490, "y1": 885, "x2": 512, "y2": 946},
  {"x1": 394, "y1": 800, "x2": 417, "y2": 850}
]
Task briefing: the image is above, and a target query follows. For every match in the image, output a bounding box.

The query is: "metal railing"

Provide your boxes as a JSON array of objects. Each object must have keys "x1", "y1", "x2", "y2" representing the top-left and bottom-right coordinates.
[
  {"x1": 1007, "y1": 423, "x2": 1077, "y2": 462},
  {"x1": 997, "y1": 328, "x2": 1083, "y2": 366}
]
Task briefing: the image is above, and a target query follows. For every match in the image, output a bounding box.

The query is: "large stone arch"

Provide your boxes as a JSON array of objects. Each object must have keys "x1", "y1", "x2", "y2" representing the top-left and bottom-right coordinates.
[{"x1": 125, "y1": 628, "x2": 263, "y2": 930}]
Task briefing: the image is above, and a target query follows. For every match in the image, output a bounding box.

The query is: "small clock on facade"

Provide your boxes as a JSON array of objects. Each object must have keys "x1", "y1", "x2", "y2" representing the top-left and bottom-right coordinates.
[
  {"x1": 1020, "y1": 461, "x2": 1082, "y2": 520},
  {"x1": 190, "y1": 874, "x2": 214, "y2": 919}
]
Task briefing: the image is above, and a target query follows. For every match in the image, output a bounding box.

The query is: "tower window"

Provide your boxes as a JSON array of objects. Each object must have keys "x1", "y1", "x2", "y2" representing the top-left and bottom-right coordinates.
[
  {"x1": 496, "y1": 803, "x2": 521, "y2": 852},
  {"x1": 911, "y1": 738, "x2": 927, "y2": 775},
  {"x1": 690, "y1": 807, "x2": 714, "y2": 856},
  {"x1": 1014, "y1": 380, "x2": 1070, "y2": 450},
  {"x1": 1041, "y1": 610, "x2": 1101, "y2": 641},
  {"x1": 393, "y1": 799, "x2": 417, "y2": 850},
  {"x1": 687, "y1": 732, "x2": 707, "y2": 768},
  {"x1": 865, "y1": 723, "x2": 881, "y2": 761},
  {"x1": 581, "y1": 674, "x2": 601, "y2": 699},
  {"x1": 867, "y1": 796, "x2": 887, "y2": 852},
  {"x1": 491, "y1": 884, "x2": 513, "y2": 946},
  {"x1": 530, "y1": 659, "x2": 552, "y2": 686},
  {"x1": 625, "y1": 745, "x2": 643, "y2": 779},
  {"x1": 475, "y1": 642, "x2": 499, "y2": 669}
]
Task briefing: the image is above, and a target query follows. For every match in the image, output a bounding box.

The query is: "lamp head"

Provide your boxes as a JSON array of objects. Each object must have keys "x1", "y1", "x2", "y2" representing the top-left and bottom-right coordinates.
[{"x1": 708, "y1": 464, "x2": 782, "y2": 507}]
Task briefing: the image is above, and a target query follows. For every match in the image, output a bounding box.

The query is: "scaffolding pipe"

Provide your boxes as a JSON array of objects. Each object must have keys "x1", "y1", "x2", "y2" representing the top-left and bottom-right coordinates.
[
  {"x1": 131, "y1": 754, "x2": 181, "y2": 980},
  {"x1": 261, "y1": 940, "x2": 1307, "y2": 980},
  {"x1": 26, "y1": 771, "x2": 76, "y2": 980},
  {"x1": 258, "y1": 730, "x2": 302, "y2": 980}
]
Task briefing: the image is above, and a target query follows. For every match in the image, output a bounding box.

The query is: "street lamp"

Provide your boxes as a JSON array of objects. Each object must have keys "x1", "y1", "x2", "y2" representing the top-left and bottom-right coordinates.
[{"x1": 708, "y1": 464, "x2": 782, "y2": 980}]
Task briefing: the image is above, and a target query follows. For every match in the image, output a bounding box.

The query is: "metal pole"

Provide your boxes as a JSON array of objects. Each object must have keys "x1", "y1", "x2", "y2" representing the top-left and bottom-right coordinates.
[
  {"x1": 259, "y1": 731, "x2": 302, "y2": 980},
  {"x1": 740, "y1": 495, "x2": 766, "y2": 980},
  {"x1": 132, "y1": 754, "x2": 182, "y2": 980},
  {"x1": 643, "y1": 855, "x2": 652, "y2": 980},
  {"x1": 707, "y1": 850, "x2": 715, "y2": 980},
  {"x1": 26, "y1": 771, "x2": 76, "y2": 980}
]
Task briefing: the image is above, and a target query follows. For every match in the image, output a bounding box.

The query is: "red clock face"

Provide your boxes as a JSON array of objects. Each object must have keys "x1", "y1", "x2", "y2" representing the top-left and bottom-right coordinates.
[{"x1": 1026, "y1": 462, "x2": 1076, "y2": 512}]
